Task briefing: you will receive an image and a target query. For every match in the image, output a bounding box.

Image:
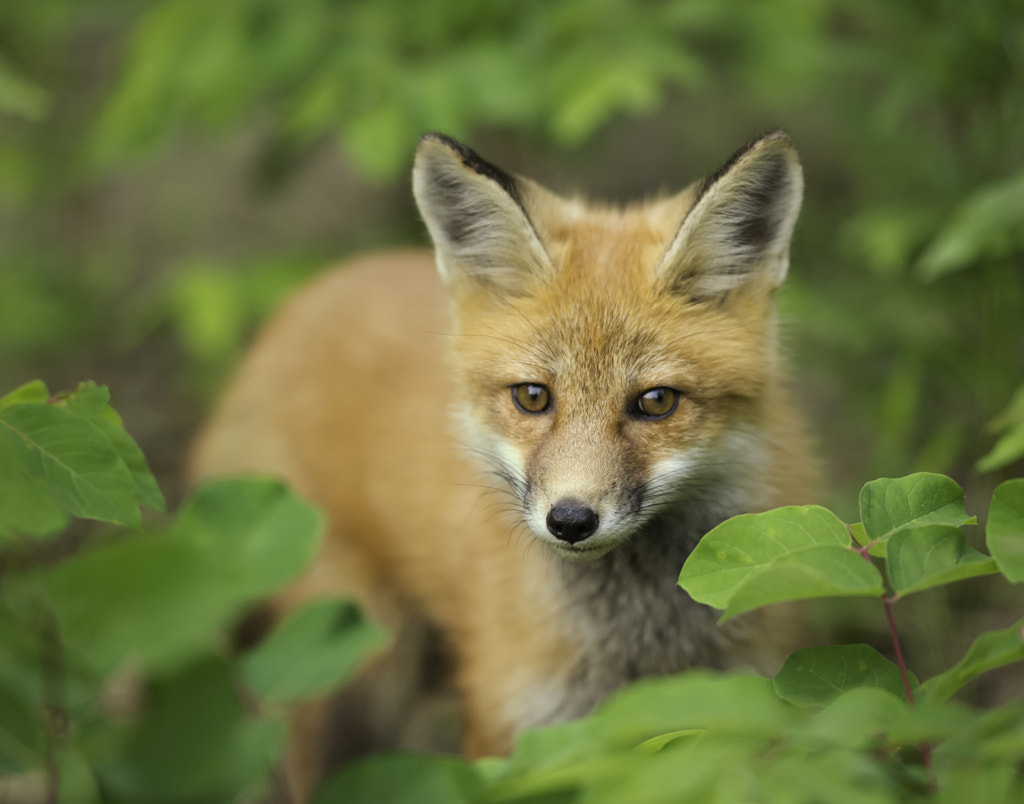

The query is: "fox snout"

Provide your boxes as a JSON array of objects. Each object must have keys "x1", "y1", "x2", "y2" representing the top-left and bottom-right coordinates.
[{"x1": 545, "y1": 499, "x2": 600, "y2": 544}]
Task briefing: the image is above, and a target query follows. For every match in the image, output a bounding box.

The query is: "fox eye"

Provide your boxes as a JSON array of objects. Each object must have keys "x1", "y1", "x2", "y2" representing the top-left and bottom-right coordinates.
[
  {"x1": 512, "y1": 383, "x2": 551, "y2": 414},
  {"x1": 635, "y1": 387, "x2": 679, "y2": 419}
]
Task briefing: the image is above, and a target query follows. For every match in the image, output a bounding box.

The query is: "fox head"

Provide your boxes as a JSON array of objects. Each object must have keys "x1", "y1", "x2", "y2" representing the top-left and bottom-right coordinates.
[{"x1": 413, "y1": 133, "x2": 803, "y2": 560}]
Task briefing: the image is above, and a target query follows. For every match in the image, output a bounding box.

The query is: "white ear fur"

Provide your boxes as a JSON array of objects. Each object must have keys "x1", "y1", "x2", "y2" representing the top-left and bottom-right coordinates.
[
  {"x1": 658, "y1": 131, "x2": 804, "y2": 298},
  {"x1": 412, "y1": 134, "x2": 552, "y2": 295}
]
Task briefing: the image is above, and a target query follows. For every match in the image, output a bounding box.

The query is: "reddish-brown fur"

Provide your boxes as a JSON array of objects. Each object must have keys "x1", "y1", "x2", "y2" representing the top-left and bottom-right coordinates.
[{"x1": 189, "y1": 133, "x2": 815, "y2": 800}]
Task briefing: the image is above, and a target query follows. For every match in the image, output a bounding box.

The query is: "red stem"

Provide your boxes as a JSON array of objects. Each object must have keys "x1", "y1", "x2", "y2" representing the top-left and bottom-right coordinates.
[
  {"x1": 881, "y1": 594, "x2": 915, "y2": 706},
  {"x1": 846, "y1": 526, "x2": 935, "y2": 785}
]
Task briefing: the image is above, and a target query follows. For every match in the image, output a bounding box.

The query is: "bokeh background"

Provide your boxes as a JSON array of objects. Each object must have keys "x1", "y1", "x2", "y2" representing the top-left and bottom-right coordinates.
[{"x1": 2, "y1": 0, "x2": 1022, "y2": 696}]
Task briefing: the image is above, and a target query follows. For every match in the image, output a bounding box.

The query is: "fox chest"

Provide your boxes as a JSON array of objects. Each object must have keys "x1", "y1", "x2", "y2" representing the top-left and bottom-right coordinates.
[{"x1": 502, "y1": 538, "x2": 746, "y2": 734}]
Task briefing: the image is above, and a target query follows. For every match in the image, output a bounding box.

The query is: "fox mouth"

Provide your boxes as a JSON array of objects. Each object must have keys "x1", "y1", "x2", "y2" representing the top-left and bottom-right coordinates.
[{"x1": 544, "y1": 537, "x2": 620, "y2": 561}]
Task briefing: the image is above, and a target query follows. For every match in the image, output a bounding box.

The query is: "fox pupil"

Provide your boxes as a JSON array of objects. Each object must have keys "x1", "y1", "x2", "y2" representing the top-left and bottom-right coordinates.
[
  {"x1": 513, "y1": 383, "x2": 550, "y2": 414},
  {"x1": 637, "y1": 387, "x2": 678, "y2": 418}
]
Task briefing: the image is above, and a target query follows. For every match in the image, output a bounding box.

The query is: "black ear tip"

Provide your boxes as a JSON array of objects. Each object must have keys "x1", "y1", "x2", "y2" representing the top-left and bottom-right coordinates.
[
  {"x1": 418, "y1": 132, "x2": 462, "y2": 150},
  {"x1": 416, "y1": 133, "x2": 482, "y2": 165}
]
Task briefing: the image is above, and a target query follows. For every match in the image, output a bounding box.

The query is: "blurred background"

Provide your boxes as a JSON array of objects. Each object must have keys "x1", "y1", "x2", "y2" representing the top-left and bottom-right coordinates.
[{"x1": 1, "y1": 0, "x2": 1022, "y2": 689}]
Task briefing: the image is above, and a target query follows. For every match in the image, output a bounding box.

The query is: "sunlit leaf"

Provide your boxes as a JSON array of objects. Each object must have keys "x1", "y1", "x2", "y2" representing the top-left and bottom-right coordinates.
[
  {"x1": 720, "y1": 549, "x2": 884, "y2": 621},
  {"x1": 0, "y1": 379, "x2": 49, "y2": 411},
  {"x1": 592, "y1": 673, "x2": 793, "y2": 745},
  {"x1": 680, "y1": 506, "x2": 882, "y2": 619},
  {"x1": 0, "y1": 402, "x2": 140, "y2": 527},
  {"x1": 64, "y1": 382, "x2": 165, "y2": 514}
]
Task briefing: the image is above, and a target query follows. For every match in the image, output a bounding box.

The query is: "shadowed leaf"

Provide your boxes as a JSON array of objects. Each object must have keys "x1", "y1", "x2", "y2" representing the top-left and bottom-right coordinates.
[
  {"x1": 987, "y1": 479, "x2": 1024, "y2": 582},
  {"x1": 887, "y1": 524, "x2": 998, "y2": 597}
]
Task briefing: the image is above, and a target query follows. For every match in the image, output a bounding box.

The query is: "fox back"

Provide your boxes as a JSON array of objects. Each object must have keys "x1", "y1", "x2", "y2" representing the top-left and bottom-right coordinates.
[{"x1": 189, "y1": 132, "x2": 815, "y2": 800}]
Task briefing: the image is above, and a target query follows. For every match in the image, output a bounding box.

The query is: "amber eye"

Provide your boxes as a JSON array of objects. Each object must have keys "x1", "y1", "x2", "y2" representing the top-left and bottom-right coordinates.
[
  {"x1": 511, "y1": 383, "x2": 551, "y2": 414},
  {"x1": 635, "y1": 387, "x2": 679, "y2": 419}
]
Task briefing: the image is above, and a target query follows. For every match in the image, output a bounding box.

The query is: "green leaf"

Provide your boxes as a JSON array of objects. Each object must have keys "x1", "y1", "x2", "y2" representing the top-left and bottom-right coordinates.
[
  {"x1": 916, "y1": 168, "x2": 1024, "y2": 280},
  {"x1": 681, "y1": 506, "x2": 852, "y2": 608},
  {"x1": 0, "y1": 59, "x2": 49, "y2": 122},
  {"x1": 0, "y1": 402, "x2": 141, "y2": 527},
  {"x1": 64, "y1": 382, "x2": 166, "y2": 514},
  {"x1": 240, "y1": 598, "x2": 388, "y2": 704},
  {"x1": 580, "y1": 736, "x2": 762, "y2": 804},
  {"x1": 0, "y1": 455, "x2": 70, "y2": 539},
  {"x1": 311, "y1": 754, "x2": 482, "y2": 804},
  {"x1": 917, "y1": 616, "x2": 1024, "y2": 706},
  {"x1": 0, "y1": 379, "x2": 49, "y2": 410},
  {"x1": 934, "y1": 702, "x2": 1024, "y2": 763},
  {"x1": 167, "y1": 262, "x2": 247, "y2": 365},
  {"x1": 797, "y1": 688, "x2": 908, "y2": 750},
  {"x1": 97, "y1": 657, "x2": 284, "y2": 803},
  {"x1": 592, "y1": 673, "x2": 793, "y2": 745},
  {"x1": 0, "y1": 682, "x2": 44, "y2": 773},
  {"x1": 859, "y1": 473, "x2": 975, "y2": 546},
  {"x1": 976, "y1": 385, "x2": 1024, "y2": 473},
  {"x1": 720, "y1": 548, "x2": 884, "y2": 622},
  {"x1": 341, "y1": 103, "x2": 413, "y2": 183},
  {"x1": 26, "y1": 478, "x2": 322, "y2": 675},
  {"x1": 886, "y1": 524, "x2": 999, "y2": 597},
  {"x1": 935, "y1": 763, "x2": 1020, "y2": 804},
  {"x1": 773, "y1": 645, "x2": 914, "y2": 707},
  {"x1": 680, "y1": 506, "x2": 883, "y2": 619},
  {"x1": 987, "y1": 479, "x2": 1024, "y2": 582},
  {"x1": 976, "y1": 422, "x2": 1024, "y2": 474}
]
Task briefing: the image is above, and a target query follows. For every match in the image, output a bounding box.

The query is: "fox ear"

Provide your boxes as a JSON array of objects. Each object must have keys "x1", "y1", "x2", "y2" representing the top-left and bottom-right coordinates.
[
  {"x1": 413, "y1": 134, "x2": 551, "y2": 295},
  {"x1": 659, "y1": 131, "x2": 803, "y2": 299}
]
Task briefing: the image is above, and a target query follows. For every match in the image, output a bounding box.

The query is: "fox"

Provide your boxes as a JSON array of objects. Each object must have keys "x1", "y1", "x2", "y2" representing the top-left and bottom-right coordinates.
[{"x1": 188, "y1": 130, "x2": 815, "y2": 800}]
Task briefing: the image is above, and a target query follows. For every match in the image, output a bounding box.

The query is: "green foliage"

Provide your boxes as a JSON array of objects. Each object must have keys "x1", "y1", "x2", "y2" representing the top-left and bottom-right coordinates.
[
  {"x1": 1, "y1": 0, "x2": 1021, "y2": 488},
  {"x1": 978, "y1": 386, "x2": 1024, "y2": 474},
  {"x1": 773, "y1": 645, "x2": 916, "y2": 707},
  {"x1": 682, "y1": 506, "x2": 884, "y2": 621},
  {"x1": 0, "y1": 381, "x2": 165, "y2": 536},
  {"x1": 93, "y1": 0, "x2": 706, "y2": 178},
  {"x1": 241, "y1": 599, "x2": 389, "y2": 705},
  {"x1": 2, "y1": 383, "x2": 1023, "y2": 801},
  {"x1": 0, "y1": 381, "x2": 385, "y2": 801},
  {"x1": 309, "y1": 471, "x2": 1024, "y2": 804}
]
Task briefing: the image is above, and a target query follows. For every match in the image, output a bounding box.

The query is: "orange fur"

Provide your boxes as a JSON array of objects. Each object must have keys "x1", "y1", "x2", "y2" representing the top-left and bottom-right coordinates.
[{"x1": 189, "y1": 133, "x2": 816, "y2": 800}]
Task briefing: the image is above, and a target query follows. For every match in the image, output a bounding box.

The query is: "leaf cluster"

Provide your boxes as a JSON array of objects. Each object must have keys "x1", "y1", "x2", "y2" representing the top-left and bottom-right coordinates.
[
  {"x1": 313, "y1": 475, "x2": 1023, "y2": 803},
  {"x1": 0, "y1": 381, "x2": 386, "y2": 801},
  {"x1": 2, "y1": 381, "x2": 1023, "y2": 802}
]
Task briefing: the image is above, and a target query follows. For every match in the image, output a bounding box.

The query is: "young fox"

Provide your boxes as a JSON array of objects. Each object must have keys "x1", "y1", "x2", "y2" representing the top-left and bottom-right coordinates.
[{"x1": 189, "y1": 131, "x2": 815, "y2": 798}]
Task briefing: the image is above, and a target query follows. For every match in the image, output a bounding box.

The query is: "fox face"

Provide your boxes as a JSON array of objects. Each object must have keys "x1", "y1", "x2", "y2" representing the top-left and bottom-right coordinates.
[{"x1": 413, "y1": 133, "x2": 803, "y2": 560}]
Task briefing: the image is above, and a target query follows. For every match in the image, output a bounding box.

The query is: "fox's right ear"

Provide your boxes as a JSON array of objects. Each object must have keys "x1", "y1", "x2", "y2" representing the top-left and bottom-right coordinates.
[{"x1": 413, "y1": 134, "x2": 552, "y2": 295}]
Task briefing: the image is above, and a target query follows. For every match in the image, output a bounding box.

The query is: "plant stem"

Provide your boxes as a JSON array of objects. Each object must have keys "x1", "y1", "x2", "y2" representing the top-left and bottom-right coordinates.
[
  {"x1": 847, "y1": 526, "x2": 936, "y2": 785},
  {"x1": 882, "y1": 594, "x2": 914, "y2": 706}
]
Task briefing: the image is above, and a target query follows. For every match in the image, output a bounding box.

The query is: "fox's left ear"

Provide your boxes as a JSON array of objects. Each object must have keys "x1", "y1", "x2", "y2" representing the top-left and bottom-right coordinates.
[{"x1": 659, "y1": 131, "x2": 803, "y2": 299}]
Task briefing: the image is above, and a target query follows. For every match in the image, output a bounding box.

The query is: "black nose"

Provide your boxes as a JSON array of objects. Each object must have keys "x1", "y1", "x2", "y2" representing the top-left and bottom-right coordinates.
[{"x1": 546, "y1": 500, "x2": 599, "y2": 544}]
